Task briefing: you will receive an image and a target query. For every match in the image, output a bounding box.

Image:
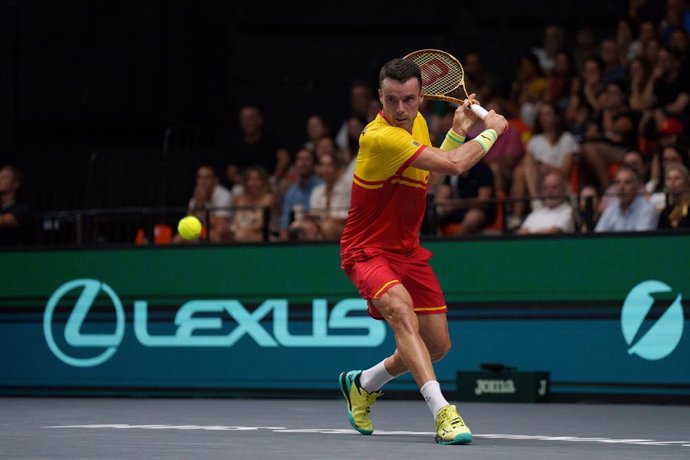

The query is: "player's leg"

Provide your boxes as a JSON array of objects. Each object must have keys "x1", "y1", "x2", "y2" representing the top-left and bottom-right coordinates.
[
  {"x1": 340, "y1": 283, "x2": 432, "y2": 436},
  {"x1": 378, "y1": 309, "x2": 451, "y2": 376},
  {"x1": 371, "y1": 284, "x2": 436, "y2": 385},
  {"x1": 339, "y1": 258, "x2": 399, "y2": 435},
  {"x1": 404, "y1": 257, "x2": 472, "y2": 445}
]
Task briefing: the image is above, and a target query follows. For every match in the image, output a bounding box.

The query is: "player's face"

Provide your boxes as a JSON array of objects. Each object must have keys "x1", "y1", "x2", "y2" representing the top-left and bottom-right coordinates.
[{"x1": 379, "y1": 77, "x2": 423, "y2": 133}]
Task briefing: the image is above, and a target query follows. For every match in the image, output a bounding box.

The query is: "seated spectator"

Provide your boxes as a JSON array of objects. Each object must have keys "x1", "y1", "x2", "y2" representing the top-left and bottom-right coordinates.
[
  {"x1": 231, "y1": 166, "x2": 277, "y2": 242},
  {"x1": 531, "y1": 24, "x2": 566, "y2": 76},
  {"x1": 642, "y1": 36, "x2": 661, "y2": 69},
  {"x1": 299, "y1": 151, "x2": 351, "y2": 240},
  {"x1": 566, "y1": 56, "x2": 604, "y2": 123},
  {"x1": 222, "y1": 105, "x2": 290, "y2": 189},
  {"x1": 616, "y1": 17, "x2": 642, "y2": 63},
  {"x1": 337, "y1": 117, "x2": 366, "y2": 173},
  {"x1": 648, "y1": 143, "x2": 690, "y2": 210},
  {"x1": 545, "y1": 50, "x2": 578, "y2": 112},
  {"x1": 517, "y1": 172, "x2": 574, "y2": 234},
  {"x1": 600, "y1": 38, "x2": 627, "y2": 84},
  {"x1": 627, "y1": 57, "x2": 651, "y2": 112},
  {"x1": 434, "y1": 161, "x2": 496, "y2": 235},
  {"x1": 580, "y1": 80, "x2": 638, "y2": 189},
  {"x1": 315, "y1": 136, "x2": 350, "y2": 166},
  {"x1": 595, "y1": 166, "x2": 659, "y2": 231},
  {"x1": 506, "y1": 52, "x2": 547, "y2": 125},
  {"x1": 335, "y1": 82, "x2": 373, "y2": 153},
  {"x1": 509, "y1": 102, "x2": 578, "y2": 229},
  {"x1": 0, "y1": 164, "x2": 32, "y2": 246},
  {"x1": 578, "y1": 185, "x2": 601, "y2": 232},
  {"x1": 658, "y1": 163, "x2": 690, "y2": 229},
  {"x1": 304, "y1": 114, "x2": 330, "y2": 150},
  {"x1": 280, "y1": 148, "x2": 323, "y2": 240},
  {"x1": 573, "y1": 25, "x2": 598, "y2": 73},
  {"x1": 179, "y1": 165, "x2": 233, "y2": 243},
  {"x1": 463, "y1": 50, "x2": 498, "y2": 102},
  {"x1": 640, "y1": 46, "x2": 690, "y2": 132},
  {"x1": 599, "y1": 150, "x2": 650, "y2": 212}
]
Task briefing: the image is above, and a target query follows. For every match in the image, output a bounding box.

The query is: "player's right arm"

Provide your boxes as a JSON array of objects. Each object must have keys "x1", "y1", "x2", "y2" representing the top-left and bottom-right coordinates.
[{"x1": 412, "y1": 110, "x2": 508, "y2": 176}]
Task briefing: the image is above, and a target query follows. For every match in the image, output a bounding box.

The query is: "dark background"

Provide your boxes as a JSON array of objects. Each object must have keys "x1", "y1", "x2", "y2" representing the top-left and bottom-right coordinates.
[{"x1": 0, "y1": 0, "x2": 637, "y2": 210}]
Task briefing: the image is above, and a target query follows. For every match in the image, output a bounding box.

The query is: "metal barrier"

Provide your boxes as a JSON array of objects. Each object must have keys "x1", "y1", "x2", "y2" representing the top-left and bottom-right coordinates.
[{"x1": 13, "y1": 190, "x2": 680, "y2": 249}]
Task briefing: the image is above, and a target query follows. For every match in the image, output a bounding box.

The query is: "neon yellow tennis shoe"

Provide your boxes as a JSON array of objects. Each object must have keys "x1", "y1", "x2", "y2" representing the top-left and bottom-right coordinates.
[
  {"x1": 435, "y1": 404, "x2": 473, "y2": 445},
  {"x1": 339, "y1": 370, "x2": 383, "y2": 435}
]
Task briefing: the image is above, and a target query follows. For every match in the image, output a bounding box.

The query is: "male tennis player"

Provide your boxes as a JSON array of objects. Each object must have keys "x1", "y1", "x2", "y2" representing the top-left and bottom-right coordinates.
[{"x1": 339, "y1": 58, "x2": 507, "y2": 445}]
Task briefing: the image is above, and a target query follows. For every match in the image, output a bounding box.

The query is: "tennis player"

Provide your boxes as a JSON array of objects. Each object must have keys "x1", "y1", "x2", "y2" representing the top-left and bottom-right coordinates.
[{"x1": 339, "y1": 58, "x2": 507, "y2": 445}]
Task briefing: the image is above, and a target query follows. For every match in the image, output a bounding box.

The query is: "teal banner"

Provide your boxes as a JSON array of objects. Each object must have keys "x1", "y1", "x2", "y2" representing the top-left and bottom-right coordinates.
[{"x1": 1, "y1": 234, "x2": 689, "y2": 397}]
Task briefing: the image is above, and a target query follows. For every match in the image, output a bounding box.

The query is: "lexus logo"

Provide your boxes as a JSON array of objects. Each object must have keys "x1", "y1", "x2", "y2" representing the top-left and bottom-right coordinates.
[
  {"x1": 43, "y1": 279, "x2": 125, "y2": 367},
  {"x1": 621, "y1": 280, "x2": 684, "y2": 361}
]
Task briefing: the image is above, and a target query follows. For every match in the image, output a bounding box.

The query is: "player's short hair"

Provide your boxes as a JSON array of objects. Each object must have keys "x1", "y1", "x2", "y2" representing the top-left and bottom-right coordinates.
[{"x1": 379, "y1": 58, "x2": 422, "y2": 88}]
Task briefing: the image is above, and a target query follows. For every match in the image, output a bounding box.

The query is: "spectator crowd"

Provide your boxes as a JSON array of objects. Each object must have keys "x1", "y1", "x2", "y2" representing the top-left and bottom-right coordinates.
[{"x1": 2, "y1": 0, "x2": 690, "y2": 246}]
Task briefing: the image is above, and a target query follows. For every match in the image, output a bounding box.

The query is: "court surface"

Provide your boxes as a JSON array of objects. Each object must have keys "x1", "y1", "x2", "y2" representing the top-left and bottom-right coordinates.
[{"x1": 2, "y1": 397, "x2": 689, "y2": 459}]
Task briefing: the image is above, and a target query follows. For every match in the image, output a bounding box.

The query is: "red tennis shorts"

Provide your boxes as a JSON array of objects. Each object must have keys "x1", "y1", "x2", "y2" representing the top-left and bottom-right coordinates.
[{"x1": 344, "y1": 247, "x2": 447, "y2": 320}]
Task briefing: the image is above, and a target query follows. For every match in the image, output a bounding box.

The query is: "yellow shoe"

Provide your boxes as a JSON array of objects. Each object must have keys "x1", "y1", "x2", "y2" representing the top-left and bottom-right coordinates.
[
  {"x1": 435, "y1": 405, "x2": 473, "y2": 445},
  {"x1": 339, "y1": 370, "x2": 383, "y2": 435}
]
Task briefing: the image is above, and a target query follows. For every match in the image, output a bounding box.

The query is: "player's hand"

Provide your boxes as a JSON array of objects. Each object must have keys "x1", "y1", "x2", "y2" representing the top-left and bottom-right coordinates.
[
  {"x1": 483, "y1": 110, "x2": 508, "y2": 136},
  {"x1": 452, "y1": 93, "x2": 480, "y2": 136}
]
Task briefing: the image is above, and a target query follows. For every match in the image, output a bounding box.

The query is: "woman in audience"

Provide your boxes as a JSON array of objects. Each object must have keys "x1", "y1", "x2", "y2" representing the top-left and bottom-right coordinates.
[
  {"x1": 303, "y1": 151, "x2": 351, "y2": 240},
  {"x1": 648, "y1": 144, "x2": 690, "y2": 211},
  {"x1": 627, "y1": 57, "x2": 651, "y2": 111},
  {"x1": 509, "y1": 102, "x2": 578, "y2": 229},
  {"x1": 658, "y1": 163, "x2": 690, "y2": 229},
  {"x1": 304, "y1": 114, "x2": 330, "y2": 150},
  {"x1": 231, "y1": 166, "x2": 277, "y2": 242}
]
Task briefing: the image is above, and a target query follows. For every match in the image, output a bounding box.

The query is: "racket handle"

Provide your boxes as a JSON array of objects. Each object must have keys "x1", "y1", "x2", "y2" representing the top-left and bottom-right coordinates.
[{"x1": 470, "y1": 104, "x2": 489, "y2": 120}]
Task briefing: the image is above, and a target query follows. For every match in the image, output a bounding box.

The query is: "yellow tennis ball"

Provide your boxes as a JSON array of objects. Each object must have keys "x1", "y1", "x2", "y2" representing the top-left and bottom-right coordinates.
[{"x1": 177, "y1": 216, "x2": 202, "y2": 240}]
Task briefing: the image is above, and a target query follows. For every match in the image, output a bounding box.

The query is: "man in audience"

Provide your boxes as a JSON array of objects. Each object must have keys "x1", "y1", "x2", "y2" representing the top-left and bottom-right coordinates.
[
  {"x1": 0, "y1": 164, "x2": 32, "y2": 246},
  {"x1": 595, "y1": 166, "x2": 659, "y2": 232},
  {"x1": 517, "y1": 172, "x2": 574, "y2": 234},
  {"x1": 222, "y1": 105, "x2": 291, "y2": 189},
  {"x1": 281, "y1": 148, "x2": 323, "y2": 240},
  {"x1": 599, "y1": 150, "x2": 649, "y2": 212},
  {"x1": 434, "y1": 161, "x2": 496, "y2": 236}
]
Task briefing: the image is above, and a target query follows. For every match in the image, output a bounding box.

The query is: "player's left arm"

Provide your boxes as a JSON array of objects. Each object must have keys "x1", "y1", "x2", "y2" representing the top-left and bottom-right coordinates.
[
  {"x1": 427, "y1": 95, "x2": 484, "y2": 187},
  {"x1": 416, "y1": 109, "x2": 507, "y2": 176}
]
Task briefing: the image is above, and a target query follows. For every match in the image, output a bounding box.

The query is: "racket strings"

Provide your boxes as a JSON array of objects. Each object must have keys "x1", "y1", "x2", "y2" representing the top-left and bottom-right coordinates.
[{"x1": 405, "y1": 52, "x2": 463, "y2": 96}]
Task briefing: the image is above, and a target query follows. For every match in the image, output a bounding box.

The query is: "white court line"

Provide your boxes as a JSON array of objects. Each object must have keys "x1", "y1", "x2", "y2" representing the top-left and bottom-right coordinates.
[{"x1": 42, "y1": 424, "x2": 690, "y2": 448}]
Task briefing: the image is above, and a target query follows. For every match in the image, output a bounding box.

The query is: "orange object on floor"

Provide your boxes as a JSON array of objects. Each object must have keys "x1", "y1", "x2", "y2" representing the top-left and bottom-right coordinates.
[
  {"x1": 441, "y1": 222, "x2": 462, "y2": 236},
  {"x1": 135, "y1": 224, "x2": 174, "y2": 245}
]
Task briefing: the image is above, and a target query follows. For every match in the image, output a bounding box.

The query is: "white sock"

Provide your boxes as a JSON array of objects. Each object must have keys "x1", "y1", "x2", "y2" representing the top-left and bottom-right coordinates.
[
  {"x1": 420, "y1": 380, "x2": 449, "y2": 418},
  {"x1": 359, "y1": 359, "x2": 397, "y2": 392}
]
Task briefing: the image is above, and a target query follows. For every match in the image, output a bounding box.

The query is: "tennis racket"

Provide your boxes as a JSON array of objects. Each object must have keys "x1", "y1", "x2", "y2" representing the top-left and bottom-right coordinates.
[{"x1": 403, "y1": 49, "x2": 489, "y2": 120}]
